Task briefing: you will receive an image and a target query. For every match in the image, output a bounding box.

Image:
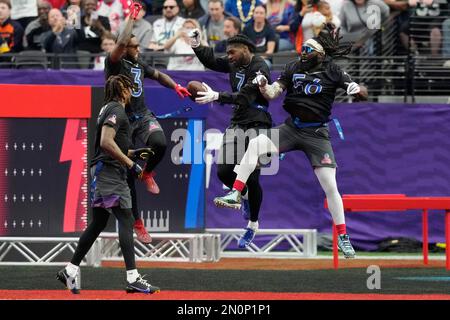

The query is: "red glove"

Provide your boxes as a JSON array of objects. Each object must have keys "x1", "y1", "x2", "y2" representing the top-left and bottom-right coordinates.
[
  {"x1": 130, "y1": 2, "x2": 143, "y2": 20},
  {"x1": 174, "y1": 84, "x2": 191, "y2": 99}
]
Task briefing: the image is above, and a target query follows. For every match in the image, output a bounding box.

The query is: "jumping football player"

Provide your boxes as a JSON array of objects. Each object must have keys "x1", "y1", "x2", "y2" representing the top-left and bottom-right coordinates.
[
  {"x1": 189, "y1": 31, "x2": 272, "y2": 248},
  {"x1": 214, "y1": 25, "x2": 368, "y2": 258},
  {"x1": 104, "y1": 1, "x2": 191, "y2": 243}
]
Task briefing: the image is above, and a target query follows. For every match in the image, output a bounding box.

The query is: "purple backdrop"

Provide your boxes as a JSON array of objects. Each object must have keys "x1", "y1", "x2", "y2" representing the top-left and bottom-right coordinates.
[{"x1": 1, "y1": 70, "x2": 449, "y2": 250}]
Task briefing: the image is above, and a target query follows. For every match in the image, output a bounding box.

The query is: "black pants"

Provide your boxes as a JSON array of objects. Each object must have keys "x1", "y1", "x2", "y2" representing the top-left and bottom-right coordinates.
[
  {"x1": 217, "y1": 124, "x2": 268, "y2": 223},
  {"x1": 71, "y1": 206, "x2": 136, "y2": 270}
]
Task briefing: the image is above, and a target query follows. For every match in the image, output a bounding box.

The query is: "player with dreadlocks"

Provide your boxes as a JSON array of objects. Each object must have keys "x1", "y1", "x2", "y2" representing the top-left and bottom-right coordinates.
[
  {"x1": 188, "y1": 31, "x2": 273, "y2": 248},
  {"x1": 214, "y1": 24, "x2": 368, "y2": 259},
  {"x1": 56, "y1": 75, "x2": 160, "y2": 294}
]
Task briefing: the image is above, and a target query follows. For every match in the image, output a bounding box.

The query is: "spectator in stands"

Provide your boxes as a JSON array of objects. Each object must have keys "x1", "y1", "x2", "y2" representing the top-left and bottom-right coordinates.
[
  {"x1": 97, "y1": 0, "x2": 130, "y2": 34},
  {"x1": 399, "y1": 0, "x2": 447, "y2": 56},
  {"x1": 9, "y1": 0, "x2": 39, "y2": 30},
  {"x1": 289, "y1": 0, "x2": 313, "y2": 53},
  {"x1": 0, "y1": 0, "x2": 24, "y2": 54},
  {"x1": 180, "y1": 0, "x2": 205, "y2": 19},
  {"x1": 24, "y1": 0, "x2": 52, "y2": 50},
  {"x1": 61, "y1": 0, "x2": 82, "y2": 17},
  {"x1": 214, "y1": 15, "x2": 240, "y2": 52},
  {"x1": 79, "y1": 0, "x2": 111, "y2": 53},
  {"x1": 266, "y1": 0, "x2": 295, "y2": 51},
  {"x1": 243, "y1": 4, "x2": 276, "y2": 67},
  {"x1": 302, "y1": 0, "x2": 340, "y2": 41},
  {"x1": 41, "y1": 8, "x2": 79, "y2": 65},
  {"x1": 226, "y1": 0, "x2": 262, "y2": 27},
  {"x1": 318, "y1": 1, "x2": 340, "y2": 28},
  {"x1": 339, "y1": 0, "x2": 390, "y2": 43},
  {"x1": 117, "y1": 1, "x2": 152, "y2": 50},
  {"x1": 165, "y1": 18, "x2": 206, "y2": 70},
  {"x1": 148, "y1": 0, "x2": 185, "y2": 51},
  {"x1": 93, "y1": 31, "x2": 115, "y2": 69},
  {"x1": 198, "y1": 0, "x2": 230, "y2": 48}
]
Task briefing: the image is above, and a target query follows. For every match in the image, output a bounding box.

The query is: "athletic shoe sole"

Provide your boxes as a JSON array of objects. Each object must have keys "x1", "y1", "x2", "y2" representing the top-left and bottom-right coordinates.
[
  {"x1": 56, "y1": 271, "x2": 80, "y2": 294},
  {"x1": 213, "y1": 198, "x2": 241, "y2": 210},
  {"x1": 125, "y1": 287, "x2": 160, "y2": 294}
]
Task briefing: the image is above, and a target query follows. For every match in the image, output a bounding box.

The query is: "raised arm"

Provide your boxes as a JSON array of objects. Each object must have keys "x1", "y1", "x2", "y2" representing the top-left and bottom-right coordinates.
[
  {"x1": 189, "y1": 29, "x2": 231, "y2": 73},
  {"x1": 109, "y1": 2, "x2": 142, "y2": 63}
]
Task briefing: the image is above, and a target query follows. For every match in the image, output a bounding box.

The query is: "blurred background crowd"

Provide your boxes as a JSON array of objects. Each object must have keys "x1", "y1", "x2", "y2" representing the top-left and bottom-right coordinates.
[{"x1": 0, "y1": 0, "x2": 449, "y2": 73}]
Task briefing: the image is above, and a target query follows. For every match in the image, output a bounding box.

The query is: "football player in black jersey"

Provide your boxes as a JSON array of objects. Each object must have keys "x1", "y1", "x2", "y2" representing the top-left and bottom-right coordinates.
[
  {"x1": 214, "y1": 25, "x2": 368, "y2": 258},
  {"x1": 104, "y1": 2, "x2": 191, "y2": 244},
  {"x1": 57, "y1": 75, "x2": 160, "y2": 294},
  {"x1": 189, "y1": 32, "x2": 272, "y2": 248}
]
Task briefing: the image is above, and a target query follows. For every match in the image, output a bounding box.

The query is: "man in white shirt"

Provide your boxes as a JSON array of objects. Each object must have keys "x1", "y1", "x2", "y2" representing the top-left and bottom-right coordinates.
[{"x1": 148, "y1": 0, "x2": 184, "y2": 51}]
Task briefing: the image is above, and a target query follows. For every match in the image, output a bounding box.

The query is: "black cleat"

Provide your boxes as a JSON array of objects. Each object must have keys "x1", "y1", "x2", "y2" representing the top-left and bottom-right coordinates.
[
  {"x1": 126, "y1": 275, "x2": 160, "y2": 294},
  {"x1": 56, "y1": 268, "x2": 80, "y2": 294}
]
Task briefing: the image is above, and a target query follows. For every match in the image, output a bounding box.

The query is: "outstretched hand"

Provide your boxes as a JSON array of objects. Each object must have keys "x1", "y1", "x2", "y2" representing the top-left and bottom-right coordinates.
[
  {"x1": 174, "y1": 84, "x2": 191, "y2": 98},
  {"x1": 195, "y1": 82, "x2": 219, "y2": 104}
]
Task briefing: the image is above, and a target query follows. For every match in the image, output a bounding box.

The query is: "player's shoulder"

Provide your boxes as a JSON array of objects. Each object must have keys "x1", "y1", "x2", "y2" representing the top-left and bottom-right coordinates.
[
  {"x1": 104, "y1": 101, "x2": 124, "y2": 114},
  {"x1": 250, "y1": 56, "x2": 270, "y2": 72},
  {"x1": 283, "y1": 59, "x2": 300, "y2": 73}
]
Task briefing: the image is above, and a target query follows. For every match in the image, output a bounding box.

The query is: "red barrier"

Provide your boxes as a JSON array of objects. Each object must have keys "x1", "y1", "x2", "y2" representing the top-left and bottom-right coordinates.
[{"x1": 325, "y1": 194, "x2": 450, "y2": 270}]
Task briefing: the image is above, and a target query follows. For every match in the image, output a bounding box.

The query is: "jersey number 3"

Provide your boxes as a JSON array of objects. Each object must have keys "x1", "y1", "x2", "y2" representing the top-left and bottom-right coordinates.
[{"x1": 130, "y1": 67, "x2": 143, "y2": 97}]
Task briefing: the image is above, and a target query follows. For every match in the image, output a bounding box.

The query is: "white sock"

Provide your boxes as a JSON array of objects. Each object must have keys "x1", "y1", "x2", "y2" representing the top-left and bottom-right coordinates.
[
  {"x1": 126, "y1": 269, "x2": 139, "y2": 283},
  {"x1": 65, "y1": 263, "x2": 79, "y2": 278},
  {"x1": 234, "y1": 134, "x2": 278, "y2": 184},
  {"x1": 247, "y1": 221, "x2": 259, "y2": 231},
  {"x1": 314, "y1": 167, "x2": 346, "y2": 225}
]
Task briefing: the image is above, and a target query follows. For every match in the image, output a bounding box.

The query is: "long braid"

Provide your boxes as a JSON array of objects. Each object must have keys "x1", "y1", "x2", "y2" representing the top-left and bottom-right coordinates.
[
  {"x1": 317, "y1": 23, "x2": 352, "y2": 58},
  {"x1": 104, "y1": 75, "x2": 134, "y2": 104}
]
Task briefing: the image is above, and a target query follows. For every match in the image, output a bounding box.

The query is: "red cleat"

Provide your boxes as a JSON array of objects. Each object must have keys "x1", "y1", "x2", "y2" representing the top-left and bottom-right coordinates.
[
  {"x1": 140, "y1": 171, "x2": 160, "y2": 194},
  {"x1": 134, "y1": 218, "x2": 152, "y2": 244}
]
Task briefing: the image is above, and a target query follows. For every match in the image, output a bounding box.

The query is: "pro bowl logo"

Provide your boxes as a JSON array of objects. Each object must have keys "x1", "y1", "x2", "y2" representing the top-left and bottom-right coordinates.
[{"x1": 321, "y1": 153, "x2": 332, "y2": 165}]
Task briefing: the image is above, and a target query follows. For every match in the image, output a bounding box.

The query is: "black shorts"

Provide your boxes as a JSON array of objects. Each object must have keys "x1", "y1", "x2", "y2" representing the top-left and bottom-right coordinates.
[
  {"x1": 129, "y1": 109, "x2": 164, "y2": 145},
  {"x1": 266, "y1": 119, "x2": 337, "y2": 168},
  {"x1": 90, "y1": 162, "x2": 132, "y2": 210},
  {"x1": 217, "y1": 123, "x2": 271, "y2": 166}
]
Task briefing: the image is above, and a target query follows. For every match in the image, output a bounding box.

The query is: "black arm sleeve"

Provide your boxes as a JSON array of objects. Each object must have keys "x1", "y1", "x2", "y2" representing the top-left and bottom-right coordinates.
[
  {"x1": 218, "y1": 58, "x2": 270, "y2": 107},
  {"x1": 193, "y1": 45, "x2": 231, "y2": 73}
]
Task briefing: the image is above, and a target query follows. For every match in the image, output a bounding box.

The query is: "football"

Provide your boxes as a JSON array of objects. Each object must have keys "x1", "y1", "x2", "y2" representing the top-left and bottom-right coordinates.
[{"x1": 187, "y1": 81, "x2": 206, "y2": 101}]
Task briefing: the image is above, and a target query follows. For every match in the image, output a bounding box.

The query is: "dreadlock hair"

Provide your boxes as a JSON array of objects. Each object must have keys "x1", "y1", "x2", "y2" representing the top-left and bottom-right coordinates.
[
  {"x1": 316, "y1": 23, "x2": 352, "y2": 58},
  {"x1": 104, "y1": 75, "x2": 134, "y2": 105},
  {"x1": 227, "y1": 34, "x2": 256, "y2": 53}
]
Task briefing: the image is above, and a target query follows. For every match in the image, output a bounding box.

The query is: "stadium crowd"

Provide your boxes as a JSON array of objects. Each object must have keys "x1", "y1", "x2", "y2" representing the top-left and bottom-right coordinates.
[{"x1": 0, "y1": 0, "x2": 449, "y2": 69}]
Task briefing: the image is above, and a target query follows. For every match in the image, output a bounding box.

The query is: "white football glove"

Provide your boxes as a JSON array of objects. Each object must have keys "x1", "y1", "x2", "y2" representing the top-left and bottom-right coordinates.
[
  {"x1": 346, "y1": 82, "x2": 360, "y2": 95},
  {"x1": 195, "y1": 82, "x2": 219, "y2": 104},
  {"x1": 188, "y1": 28, "x2": 201, "y2": 48},
  {"x1": 252, "y1": 74, "x2": 268, "y2": 87}
]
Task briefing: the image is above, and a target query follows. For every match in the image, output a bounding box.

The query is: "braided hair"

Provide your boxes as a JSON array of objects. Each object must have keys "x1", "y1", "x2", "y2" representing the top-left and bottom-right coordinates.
[
  {"x1": 104, "y1": 75, "x2": 134, "y2": 104},
  {"x1": 227, "y1": 34, "x2": 256, "y2": 53},
  {"x1": 316, "y1": 23, "x2": 352, "y2": 58}
]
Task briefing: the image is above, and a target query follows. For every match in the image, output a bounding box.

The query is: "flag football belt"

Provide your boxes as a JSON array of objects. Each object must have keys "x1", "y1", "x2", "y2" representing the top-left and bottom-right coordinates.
[
  {"x1": 128, "y1": 106, "x2": 193, "y2": 122},
  {"x1": 292, "y1": 116, "x2": 345, "y2": 140}
]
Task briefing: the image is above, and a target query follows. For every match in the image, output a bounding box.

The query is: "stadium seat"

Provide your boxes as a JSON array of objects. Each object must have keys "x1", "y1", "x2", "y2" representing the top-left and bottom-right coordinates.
[
  {"x1": 76, "y1": 50, "x2": 93, "y2": 69},
  {"x1": 14, "y1": 50, "x2": 48, "y2": 69}
]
